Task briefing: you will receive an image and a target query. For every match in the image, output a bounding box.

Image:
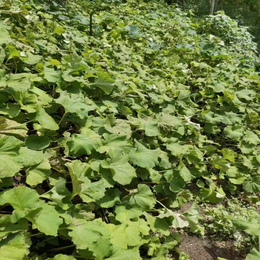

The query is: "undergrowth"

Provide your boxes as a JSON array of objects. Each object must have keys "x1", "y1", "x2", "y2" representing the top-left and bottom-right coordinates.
[{"x1": 0, "y1": 0, "x2": 260, "y2": 259}]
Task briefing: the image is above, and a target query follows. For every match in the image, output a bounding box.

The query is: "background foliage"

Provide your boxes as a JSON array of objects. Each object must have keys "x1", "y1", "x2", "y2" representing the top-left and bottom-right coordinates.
[{"x1": 166, "y1": 0, "x2": 260, "y2": 50}]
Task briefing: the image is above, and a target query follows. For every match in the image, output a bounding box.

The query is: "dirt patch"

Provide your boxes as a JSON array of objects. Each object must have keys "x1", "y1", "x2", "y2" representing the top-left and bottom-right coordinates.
[{"x1": 178, "y1": 235, "x2": 244, "y2": 260}]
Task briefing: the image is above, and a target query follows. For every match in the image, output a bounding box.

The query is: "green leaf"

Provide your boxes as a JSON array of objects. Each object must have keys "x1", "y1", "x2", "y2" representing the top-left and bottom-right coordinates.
[
  {"x1": 145, "y1": 214, "x2": 171, "y2": 236},
  {"x1": 66, "y1": 134, "x2": 100, "y2": 157},
  {"x1": 0, "y1": 48, "x2": 5, "y2": 63},
  {"x1": 0, "y1": 104, "x2": 20, "y2": 118},
  {"x1": 44, "y1": 65, "x2": 61, "y2": 83},
  {"x1": 168, "y1": 172, "x2": 186, "y2": 193},
  {"x1": 25, "y1": 135, "x2": 50, "y2": 150},
  {"x1": 0, "y1": 186, "x2": 39, "y2": 210},
  {"x1": 32, "y1": 87, "x2": 52, "y2": 105},
  {"x1": 115, "y1": 207, "x2": 142, "y2": 225},
  {"x1": 109, "y1": 222, "x2": 141, "y2": 249},
  {"x1": 66, "y1": 160, "x2": 88, "y2": 198},
  {"x1": 0, "y1": 157, "x2": 22, "y2": 178},
  {"x1": 77, "y1": 237, "x2": 113, "y2": 260},
  {"x1": 41, "y1": 177, "x2": 72, "y2": 209},
  {"x1": 245, "y1": 248, "x2": 260, "y2": 260},
  {"x1": 209, "y1": 82, "x2": 226, "y2": 93},
  {"x1": 107, "y1": 247, "x2": 141, "y2": 260},
  {"x1": 81, "y1": 179, "x2": 109, "y2": 202},
  {"x1": 97, "y1": 133, "x2": 130, "y2": 154},
  {"x1": 0, "y1": 233, "x2": 31, "y2": 260},
  {"x1": 0, "y1": 136, "x2": 24, "y2": 177},
  {"x1": 199, "y1": 185, "x2": 225, "y2": 203},
  {"x1": 158, "y1": 113, "x2": 182, "y2": 130},
  {"x1": 7, "y1": 73, "x2": 31, "y2": 92},
  {"x1": 182, "y1": 203, "x2": 203, "y2": 234},
  {"x1": 104, "y1": 119, "x2": 132, "y2": 137},
  {"x1": 166, "y1": 142, "x2": 190, "y2": 157},
  {"x1": 27, "y1": 203, "x2": 62, "y2": 236},
  {"x1": 179, "y1": 164, "x2": 192, "y2": 182},
  {"x1": 0, "y1": 133, "x2": 44, "y2": 178},
  {"x1": 125, "y1": 25, "x2": 140, "y2": 38},
  {"x1": 138, "y1": 117, "x2": 159, "y2": 137},
  {"x1": 0, "y1": 217, "x2": 28, "y2": 239},
  {"x1": 26, "y1": 159, "x2": 51, "y2": 186},
  {"x1": 158, "y1": 209, "x2": 189, "y2": 229},
  {"x1": 129, "y1": 141, "x2": 158, "y2": 168},
  {"x1": 66, "y1": 160, "x2": 109, "y2": 202},
  {"x1": 47, "y1": 255, "x2": 76, "y2": 260},
  {"x1": 22, "y1": 52, "x2": 42, "y2": 65},
  {"x1": 101, "y1": 150, "x2": 136, "y2": 185},
  {"x1": 236, "y1": 89, "x2": 255, "y2": 101},
  {"x1": 7, "y1": 45, "x2": 20, "y2": 60},
  {"x1": 55, "y1": 91, "x2": 89, "y2": 119},
  {"x1": 18, "y1": 147, "x2": 44, "y2": 167},
  {"x1": 53, "y1": 26, "x2": 66, "y2": 34},
  {"x1": 96, "y1": 188, "x2": 121, "y2": 208},
  {"x1": 92, "y1": 72, "x2": 114, "y2": 94},
  {"x1": 35, "y1": 106, "x2": 59, "y2": 130},
  {"x1": 0, "y1": 136, "x2": 23, "y2": 155},
  {"x1": 122, "y1": 184, "x2": 156, "y2": 210},
  {"x1": 243, "y1": 130, "x2": 260, "y2": 145},
  {"x1": 69, "y1": 220, "x2": 111, "y2": 250},
  {"x1": 243, "y1": 176, "x2": 260, "y2": 192},
  {"x1": 0, "y1": 26, "x2": 11, "y2": 45},
  {"x1": 232, "y1": 219, "x2": 260, "y2": 236}
]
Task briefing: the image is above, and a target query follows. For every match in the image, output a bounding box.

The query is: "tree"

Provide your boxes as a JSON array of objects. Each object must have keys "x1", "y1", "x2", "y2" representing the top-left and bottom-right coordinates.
[{"x1": 209, "y1": 0, "x2": 221, "y2": 15}]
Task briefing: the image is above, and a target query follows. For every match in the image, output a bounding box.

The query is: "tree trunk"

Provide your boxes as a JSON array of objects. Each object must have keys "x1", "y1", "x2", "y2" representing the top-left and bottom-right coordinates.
[
  {"x1": 209, "y1": 0, "x2": 215, "y2": 15},
  {"x1": 214, "y1": 0, "x2": 220, "y2": 12}
]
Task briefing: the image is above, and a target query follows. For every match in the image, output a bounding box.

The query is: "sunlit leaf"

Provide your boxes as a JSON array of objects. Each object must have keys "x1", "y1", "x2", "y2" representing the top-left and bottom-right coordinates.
[
  {"x1": 35, "y1": 106, "x2": 59, "y2": 130},
  {"x1": 92, "y1": 72, "x2": 114, "y2": 94},
  {"x1": 129, "y1": 141, "x2": 158, "y2": 168},
  {"x1": 66, "y1": 134, "x2": 100, "y2": 157},
  {"x1": 0, "y1": 233, "x2": 31, "y2": 260},
  {"x1": 122, "y1": 184, "x2": 156, "y2": 210}
]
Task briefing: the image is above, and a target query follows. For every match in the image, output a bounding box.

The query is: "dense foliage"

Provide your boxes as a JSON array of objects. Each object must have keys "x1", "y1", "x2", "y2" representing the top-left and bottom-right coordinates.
[
  {"x1": 0, "y1": 0, "x2": 260, "y2": 259},
  {"x1": 167, "y1": 0, "x2": 260, "y2": 49}
]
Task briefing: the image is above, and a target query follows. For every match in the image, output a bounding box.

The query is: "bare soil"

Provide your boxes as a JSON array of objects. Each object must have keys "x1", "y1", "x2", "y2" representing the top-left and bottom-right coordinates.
[
  {"x1": 178, "y1": 235, "x2": 244, "y2": 260},
  {"x1": 172, "y1": 202, "x2": 246, "y2": 260}
]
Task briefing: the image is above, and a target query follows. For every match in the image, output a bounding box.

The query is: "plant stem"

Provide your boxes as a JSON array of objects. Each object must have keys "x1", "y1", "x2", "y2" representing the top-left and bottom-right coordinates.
[
  {"x1": 49, "y1": 244, "x2": 75, "y2": 251},
  {"x1": 58, "y1": 112, "x2": 68, "y2": 125},
  {"x1": 156, "y1": 199, "x2": 168, "y2": 210},
  {"x1": 29, "y1": 232, "x2": 44, "y2": 237},
  {"x1": 89, "y1": 12, "x2": 94, "y2": 36}
]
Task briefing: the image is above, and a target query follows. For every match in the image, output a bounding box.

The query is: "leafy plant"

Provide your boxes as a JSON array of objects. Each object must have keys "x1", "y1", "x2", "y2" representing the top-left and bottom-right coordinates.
[
  {"x1": 202, "y1": 199, "x2": 259, "y2": 250},
  {"x1": 0, "y1": 0, "x2": 260, "y2": 259}
]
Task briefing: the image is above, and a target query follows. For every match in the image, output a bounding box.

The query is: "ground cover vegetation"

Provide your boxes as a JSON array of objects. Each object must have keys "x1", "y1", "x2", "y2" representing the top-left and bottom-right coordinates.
[{"x1": 0, "y1": 0, "x2": 260, "y2": 259}]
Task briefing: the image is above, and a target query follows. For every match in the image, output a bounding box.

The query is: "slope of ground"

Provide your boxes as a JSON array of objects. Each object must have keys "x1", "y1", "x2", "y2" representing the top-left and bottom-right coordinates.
[{"x1": 0, "y1": 0, "x2": 260, "y2": 259}]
